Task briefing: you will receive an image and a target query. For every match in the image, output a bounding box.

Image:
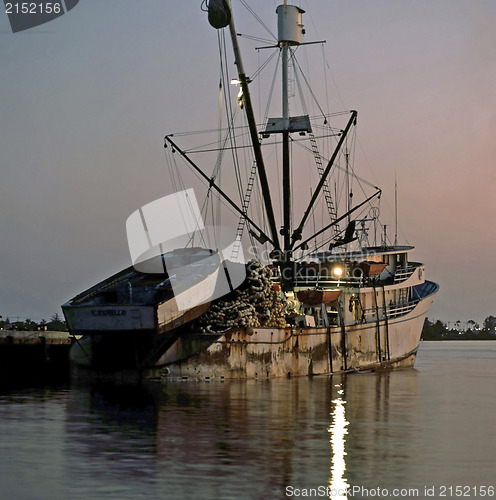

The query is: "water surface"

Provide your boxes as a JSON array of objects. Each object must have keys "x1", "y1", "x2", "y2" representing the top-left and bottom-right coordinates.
[{"x1": 1, "y1": 341, "x2": 495, "y2": 499}]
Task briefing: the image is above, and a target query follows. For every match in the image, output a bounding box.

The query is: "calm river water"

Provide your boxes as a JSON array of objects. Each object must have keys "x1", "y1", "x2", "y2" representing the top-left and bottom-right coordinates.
[{"x1": 1, "y1": 341, "x2": 495, "y2": 500}]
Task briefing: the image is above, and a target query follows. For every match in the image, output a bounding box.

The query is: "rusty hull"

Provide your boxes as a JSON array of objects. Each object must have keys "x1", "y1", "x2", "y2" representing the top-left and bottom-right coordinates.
[{"x1": 158, "y1": 293, "x2": 431, "y2": 380}]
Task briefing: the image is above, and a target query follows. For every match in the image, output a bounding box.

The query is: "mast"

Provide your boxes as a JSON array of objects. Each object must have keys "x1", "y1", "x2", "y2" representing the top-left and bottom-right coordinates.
[
  {"x1": 225, "y1": 2, "x2": 281, "y2": 252},
  {"x1": 275, "y1": 4, "x2": 307, "y2": 262},
  {"x1": 280, "y1": 1, "x2": 291, "y2": 259},
  {"x1": 281, "y1": 40, "x2": 291, "y2": 259},
  {"x1": 206, "y1": 3, "x2": 313, "y2": 261}
]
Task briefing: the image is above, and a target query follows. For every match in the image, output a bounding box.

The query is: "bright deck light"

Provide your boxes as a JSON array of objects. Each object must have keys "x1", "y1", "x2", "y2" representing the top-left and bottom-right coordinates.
[{"x1": 332, "y1": 266, "x2": 344, "y2": 278}]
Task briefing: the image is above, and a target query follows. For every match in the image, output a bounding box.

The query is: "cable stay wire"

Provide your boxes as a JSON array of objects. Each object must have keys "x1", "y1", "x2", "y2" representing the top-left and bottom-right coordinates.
[{"x1": 239, "y1": 0, "x2": 277, "y2": 42}]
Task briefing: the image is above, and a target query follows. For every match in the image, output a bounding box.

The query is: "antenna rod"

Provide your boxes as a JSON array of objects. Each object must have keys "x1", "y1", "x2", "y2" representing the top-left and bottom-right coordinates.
[{"x1": 394, "y1": 173, "x2": 398, "y2": 246}]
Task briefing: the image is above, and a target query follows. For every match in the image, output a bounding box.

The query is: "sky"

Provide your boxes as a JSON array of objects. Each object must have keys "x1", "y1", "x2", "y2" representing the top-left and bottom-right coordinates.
[{"x1": 1, "y1": 0, "x2": 495, "y2": 325}]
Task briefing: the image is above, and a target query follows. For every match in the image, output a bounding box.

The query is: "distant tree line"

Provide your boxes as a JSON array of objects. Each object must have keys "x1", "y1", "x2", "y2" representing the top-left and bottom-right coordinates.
[
  {"x1": 3, "y1": 312, "x2": 496, "y2": 338},
  {"x1": 422, "y1": 316, "x2": 496, "y2": 340},
  {"x1": 0, "y1": 313, "x2": 67, "y2": 332}
]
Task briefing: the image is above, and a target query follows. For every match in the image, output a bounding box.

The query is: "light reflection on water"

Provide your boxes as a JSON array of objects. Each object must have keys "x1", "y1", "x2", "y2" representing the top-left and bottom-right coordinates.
[
  {"x1": 0, "y1": 342, "x2": 496, "y2": 499},
  {"x1": 329, "y1": 384, "x2": 349, "y2": 499}
]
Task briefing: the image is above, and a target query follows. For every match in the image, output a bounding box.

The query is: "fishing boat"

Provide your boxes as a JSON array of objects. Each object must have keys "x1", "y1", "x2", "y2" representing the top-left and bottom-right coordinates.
[{"x1": 63, "y1": 1, "x2": 438, "y2": 380}]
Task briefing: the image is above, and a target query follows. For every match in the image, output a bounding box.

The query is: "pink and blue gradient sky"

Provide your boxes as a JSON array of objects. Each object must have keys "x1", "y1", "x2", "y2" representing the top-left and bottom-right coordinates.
[{"x1": 1, "y1": 1, "x2": 495, "y2": 325}]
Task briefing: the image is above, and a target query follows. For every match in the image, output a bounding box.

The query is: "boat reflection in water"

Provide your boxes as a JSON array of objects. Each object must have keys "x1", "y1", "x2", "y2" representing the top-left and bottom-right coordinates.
[
  {"x1": 64, "y1": 372, "x2": 421, "y2": 498},
  {"x1": 329, "y1": 382, "x2": 350, "y2": 498},
  {"x1": 6, "y1": 346, "x2": 496, "y2": 499}
]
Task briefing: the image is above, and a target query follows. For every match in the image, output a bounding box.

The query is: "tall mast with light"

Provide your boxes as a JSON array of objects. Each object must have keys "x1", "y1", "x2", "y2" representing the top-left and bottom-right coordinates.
[{"x1": 276, "y1": 3, "x2": 307, "y2": 261}]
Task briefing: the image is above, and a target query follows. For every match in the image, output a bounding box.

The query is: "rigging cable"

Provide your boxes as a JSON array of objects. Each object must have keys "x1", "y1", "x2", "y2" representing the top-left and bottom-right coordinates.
[
  {"x1": 220, "y1": 29, "x2": 245, "y2": 205},
  {"x1": 218, "y1": 25, "x2": 265, "y2": 256},
  {"x1": 239, "y1": 0, "x2": 277, "y2": 42},
  {"x1": 292, "y1": 52, "x2": 328, "y2": 121},
  {"x1": 250, "y1": 48, "x2": 279, "y2": 82},
  {"x1": 322, "y1": 44, "x2": 331, "y2": 123}
]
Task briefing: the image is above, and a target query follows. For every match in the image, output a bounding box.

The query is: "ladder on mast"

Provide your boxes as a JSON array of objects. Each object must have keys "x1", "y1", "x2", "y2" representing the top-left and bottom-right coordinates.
[
  {"x1": 309, "y1": 133, "x2": 340, "y2": 238},
  {"x1": 230, "y1": 160, "x2": 258, "y2": 261}
]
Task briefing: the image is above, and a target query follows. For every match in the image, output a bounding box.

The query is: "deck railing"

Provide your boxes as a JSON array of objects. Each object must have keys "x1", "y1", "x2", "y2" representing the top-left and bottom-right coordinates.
[
  {"x1": 386, "y1": 300, "x2": 419, "y2": 318},
  {"x1": 361, "y1": 299, "x2": 419, "y2": 321},
  {"x1": 293, "y1": 277, "x2": 355, "y2": 287},
  {"x1": 394, "y1": 266, "x2": 417, "y2": 283}
]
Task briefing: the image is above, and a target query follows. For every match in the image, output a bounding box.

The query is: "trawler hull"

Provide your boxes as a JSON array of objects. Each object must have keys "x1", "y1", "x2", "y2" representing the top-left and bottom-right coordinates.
[
  {"x1": 70, "y1": 281, "x2": 437, "y2": 382},
  {"x1": 156, "y1": 283, "x2": 436, "y2": 379}
]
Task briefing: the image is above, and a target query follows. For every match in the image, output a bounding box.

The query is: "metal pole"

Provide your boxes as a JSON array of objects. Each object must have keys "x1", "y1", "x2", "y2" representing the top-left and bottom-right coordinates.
[
  {"x1": 281, "y1": 42, "x2": 291, "y2": 259},
  {"x1": 227, "y1": 2, "x2": 281, "y2": 252}
]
